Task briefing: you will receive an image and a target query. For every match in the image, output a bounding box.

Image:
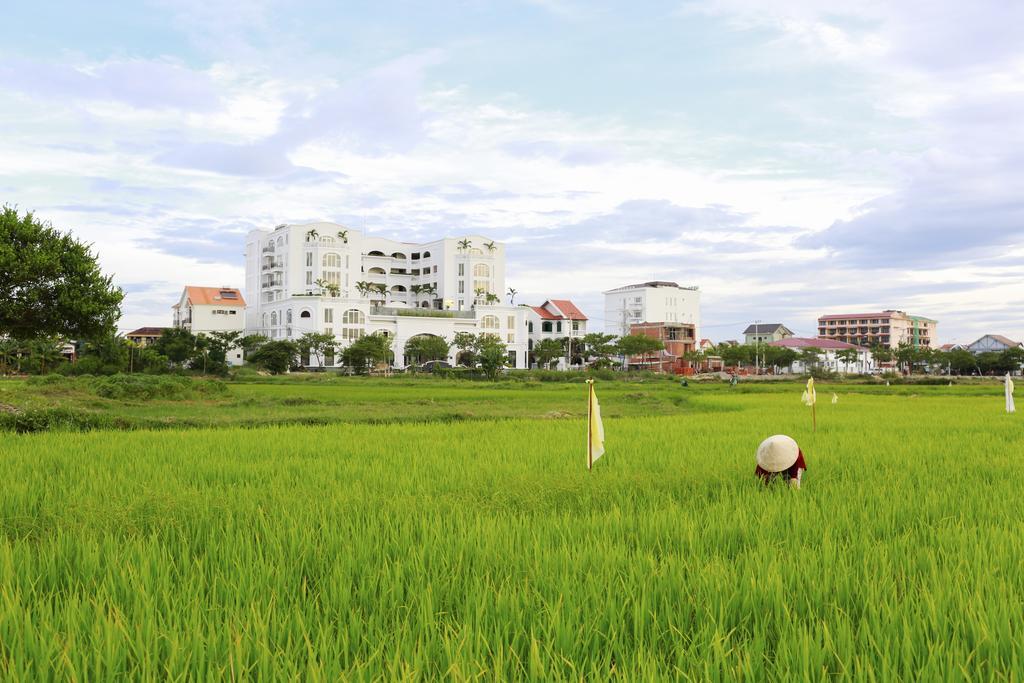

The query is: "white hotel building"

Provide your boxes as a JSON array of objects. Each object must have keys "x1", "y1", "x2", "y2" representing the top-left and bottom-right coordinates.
[
  {"x1": 603, "y1": 281, "x2": 701, "y2": 339},
  {"x1": 243, "y1": 222, "x2": 529, "y2": 368}
]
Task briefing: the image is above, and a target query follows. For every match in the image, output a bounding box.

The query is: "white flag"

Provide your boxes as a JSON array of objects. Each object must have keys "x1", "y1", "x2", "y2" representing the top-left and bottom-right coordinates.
[
  {"x1": 832, "y1": 393, "x2": 838, "y2": 404},
  {"x1": 587, "y1": 381, "x2": 605, "y2": 468},
  {"x1": 1007, "y1": 373, "x2": 1016, "y2": 414}
]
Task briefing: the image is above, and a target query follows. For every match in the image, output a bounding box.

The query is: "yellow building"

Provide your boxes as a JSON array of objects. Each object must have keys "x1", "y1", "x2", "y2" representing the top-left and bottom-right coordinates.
[{"x1": 816, "y1": 310, "x2": 936, "y2": 349}]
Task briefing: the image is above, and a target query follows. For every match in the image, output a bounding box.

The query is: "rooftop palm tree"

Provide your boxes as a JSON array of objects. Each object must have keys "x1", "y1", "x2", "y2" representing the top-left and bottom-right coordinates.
[
  {"x1": 337, "y1": 230, "x2": 348, "y2": 243},
  {"x1": 484, "y1": 240, "x2": 496, "y2": 253},
  {"x1": 457, "y1": 238, "x2": 472, "y2": 252},
  {"x1": 355, "y1": 281, "x2": 372, "y2": 298},
  {"x1": 507, "y1": 287, "x2": 518, "y2": 305},
  {"x1": 305, "y1": 228, "x2": 319, "y2": 241}
]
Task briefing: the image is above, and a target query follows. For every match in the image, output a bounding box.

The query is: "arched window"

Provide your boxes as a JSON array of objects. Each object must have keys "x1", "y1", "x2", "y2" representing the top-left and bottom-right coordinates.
[
  {"x1": 343, "y1": 309, "x2": 365, "y2": 325},
  {"x1": 368, "y1": 250, "x2": 385, "y2": 256},
  {"x1": 473, "y1": 263, "x2": 490, "y2": 278},
  {"x1": 270, "y1": 311, "x2": 278, "y2": 326},
  {"x1": 286, "y1": 309, "x2": 293, "y2": 324},
  {"x1": 276, "y1": 237, "x2": 284, "y2": 247},
  {"x1": 323, "y1": 253, "x2": 341, "y2": 268},
  {"x1": 342, "y1": 309, "x2": 366, "y2": 341},
  {"x1": 422, "y1": 251, "x2": 431, "y2": 258},
  {"x1": 481, "y1": 315, "x2": 500, "y2": 329},
  {"x1": 322, "y1": 236, "x2": 334, "y2": 244},
  {"x1": 300, "y1": 310, "x2": 311, "y2": 319},
  {"x1": 262, "y1": 313, "x2": 267, "y2": 328},
  {"x1": 391, "y1": 285, "x2": 407, "y2": 292},
  {"x1": 368, "y1": 267, "x2": 386, "y2": 275},
  {"x1": 391, "y1": 252, "x2": 406, "y2": 259}
]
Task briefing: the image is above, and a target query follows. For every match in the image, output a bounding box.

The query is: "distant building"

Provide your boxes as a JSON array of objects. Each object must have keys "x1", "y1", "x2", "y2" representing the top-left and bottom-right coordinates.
[
  {"x1": 768, "y1": 337, "x2": 875, "y2": 374},
  {"x1": 627, "y1": 321, "x2": 697, "y2": 374},
  {"x1": 172, "y1": 286, "x2": 247, "y2": 365},
  {"x1": 526, "y1": 300, "x2": 589, "y2": 368},
  {"x1": 817, "y1": 310, "x2": 937, "y2": 349},
  {"x1": 603, "y1": 281, "x2": 700, "y2": 338},
  {"x1": 966, "y1": 335, "x2": 1022, "y2": 355},
  {"x1": 697, "y1": 338, "x2": 715, "y2": 353},
  {"x1": 938, "y1": 343, "x2": 965, "y2": 352},
  {"x1": 743, "y1": 323, "x2": 794, "y2": 346},
  {"x1": 125, "y1": 327, "x2": 167, "y2": 347},
  {"x1": 244, "y1": 222, "x2": 528, "y2": 369}
]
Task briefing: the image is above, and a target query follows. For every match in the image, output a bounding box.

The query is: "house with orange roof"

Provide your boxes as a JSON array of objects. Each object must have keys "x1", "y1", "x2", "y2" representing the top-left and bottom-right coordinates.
[
  {"x1": 172, "y1": 286, "x2": 246, "y2": 365},
  {"x1": 526, "y1": 299, "x2": 589, "y2": 369}
]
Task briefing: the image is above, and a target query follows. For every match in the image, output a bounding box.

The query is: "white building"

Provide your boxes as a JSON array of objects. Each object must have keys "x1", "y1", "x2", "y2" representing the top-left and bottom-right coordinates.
[
  {"x1": 767, "y1": 337, "x2": 875, "y2": 374},
  {"x1": 966, "y1": 335, "x2": 1022, "y2": 355},
  {"x1": 243, "y1": 222, "x2": 528, "y2": 369},
  {"x1": 604, "y1": 281, "x2": 701, "y2": 338},
  {"x1": 172, "y1": 286, "x2": 246, "y2": 365},
  {"x1": 526, "y1": 299, "x2": 589, "y2": 368}
]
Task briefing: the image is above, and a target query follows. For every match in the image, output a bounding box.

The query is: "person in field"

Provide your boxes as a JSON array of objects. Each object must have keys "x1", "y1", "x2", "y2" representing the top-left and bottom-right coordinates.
[{"x1": 755, "y1": 434, "x2": 806, "y2": 489}]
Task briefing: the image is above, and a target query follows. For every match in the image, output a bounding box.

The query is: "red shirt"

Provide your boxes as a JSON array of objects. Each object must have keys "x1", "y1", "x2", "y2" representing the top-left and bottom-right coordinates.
[{"x1": 755, "y1": 450, "x2": 806, "y2": 484}]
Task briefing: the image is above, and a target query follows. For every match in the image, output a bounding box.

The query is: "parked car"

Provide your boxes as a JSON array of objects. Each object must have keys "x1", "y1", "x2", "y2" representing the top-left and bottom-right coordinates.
[{"x1": 418, "y1": 360, "x2": 453, "y2": 372}]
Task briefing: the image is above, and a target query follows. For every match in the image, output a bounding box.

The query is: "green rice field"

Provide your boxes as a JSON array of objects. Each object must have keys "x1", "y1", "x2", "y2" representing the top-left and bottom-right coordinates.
[{"x1": 1, "y1": 378, "x2": 1022, "y2": 679}]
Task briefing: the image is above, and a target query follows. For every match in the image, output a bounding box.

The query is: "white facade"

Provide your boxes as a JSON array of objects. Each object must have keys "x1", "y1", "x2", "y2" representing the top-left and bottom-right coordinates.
[
  {"x1": 604, "y1": 281, "x2": 701, "y2": 338},
  {"x1": 244, "y1": 222, "x2": 528, "y2": 369},
  {"x1": 966, "y1": 335, "x2": 1022, "y2": 355},
  {"x1": 172, "y1": 286, "x2": 246, "y2": 365},
  {"x1": 767, "y1": 338, "x2": 876, "y2": 375}
]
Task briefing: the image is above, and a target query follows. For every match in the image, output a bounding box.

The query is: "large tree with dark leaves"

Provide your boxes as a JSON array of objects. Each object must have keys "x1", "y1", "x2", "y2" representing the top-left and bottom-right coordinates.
[{"x1": 0, "y1": 207, "x2": 123, "y2": 340}]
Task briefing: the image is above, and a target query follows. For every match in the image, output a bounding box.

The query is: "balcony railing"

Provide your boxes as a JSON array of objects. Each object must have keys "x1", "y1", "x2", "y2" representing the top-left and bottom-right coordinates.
[{"x1": 371, "y1": 306, "x2": 476, "y2": 319}]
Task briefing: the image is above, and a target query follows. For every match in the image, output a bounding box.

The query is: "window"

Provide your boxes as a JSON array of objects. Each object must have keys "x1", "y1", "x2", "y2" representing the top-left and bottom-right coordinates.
[
  {"x1": 542, "y1": 321, "x2": 553, "y2": 333},
  {"x1": 458, "y1": 281, "x2": 465, "y2": 293},
  {"x1": 323, "y1": 253, "x2": 341, "y2": 268},
  {"x1": 287, "y1": 310, "x2": 293, "y2": 324},
  {"x1": 556, "y1": 321, "x2": 562, "y2": 333},
  {"x1": 473, "y1": 263, "x2": 490, "y2": 277},
  {"x1": 572, "y1": 321, "x2": 579, "y2": 331},
  {"x1": 300, "y1": 310, "x2": 311, "y2": 319},
  {"x1": 481, "y1": 315, "x2": 500, "y2": 329},
  {"x1": 324, "y1": 271, "x2": 341, "y2": 285},
  {"x1": 507, "y1": 316, "x2": 515, "y2": 329},
  {"x1": 306, "y1": 253, "x2": 313, "y2": 266},
  {"x1": 423, "y1": 251, "x2": 431, "y2": 258},
  {"x1": 324, "y1": 308, "x2": 334, "y2": 323},
  {"x1": 458, "y1": 263, "x2": 465, "y2": 276},
  {"x1": 507, "y1": 333, "x2": 515, "y2": 343},
  {"x1": 433, "y1": 266, "x2": 437, "y2": 273},
  {"x1": 528, "y1": 321, "x2": 534, "y2": 333},
  {"x1": 324, "y1": 327, "x2": 333, "y2": 335},
  {"x1": 306, "y1": 271, "x2": 313, "y2": 285},
  {"x1": 270, "y1": 311, "x2": 278, "y2": 326},
  {"x1": 341, "y1": 309, "x2": 366, "y2": 341},
  {"x1": 473, "y1": 280, "x2": 488, "y2": 294}
]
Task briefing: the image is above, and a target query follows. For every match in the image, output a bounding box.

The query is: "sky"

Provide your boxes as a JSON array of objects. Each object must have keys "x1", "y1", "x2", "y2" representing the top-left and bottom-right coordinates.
[{"x1": 1, "y1": 0, "x2": 1022, "y2": 343}]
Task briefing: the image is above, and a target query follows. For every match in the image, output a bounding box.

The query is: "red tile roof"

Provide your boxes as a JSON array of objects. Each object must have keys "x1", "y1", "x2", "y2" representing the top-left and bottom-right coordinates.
[
  {"x1": 768, "y1": 337, "x2": 868, "y2": 351},
  {"x1": 126, "y1": 327, "x2": 167, "y2": 337},
  {"x1": 530, "y1": 306, "x2": 559, "y2": 320},
  {"x1": 185, "y1": 286, "x2": 246, "y2": 307},
  {"x1": 548, "y1": 299, "x2": 588, "y2": 321},
  {"x1": 818, "y1": 312, "x2": 894, "y2": 321}
]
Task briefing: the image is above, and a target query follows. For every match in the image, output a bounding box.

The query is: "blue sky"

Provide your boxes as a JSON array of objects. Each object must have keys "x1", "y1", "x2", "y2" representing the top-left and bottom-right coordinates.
[{"x1": 2, "y1": 0, "x2": 1022, "y2": 342}]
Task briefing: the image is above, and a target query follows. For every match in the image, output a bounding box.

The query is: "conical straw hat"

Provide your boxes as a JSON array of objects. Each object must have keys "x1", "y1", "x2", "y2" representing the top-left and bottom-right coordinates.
[{"x1": 756, "y1": 435, "x2": 800, "y2": 473}]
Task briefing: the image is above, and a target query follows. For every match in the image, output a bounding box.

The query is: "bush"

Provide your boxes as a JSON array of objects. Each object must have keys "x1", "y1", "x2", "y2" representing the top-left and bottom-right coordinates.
[
  {"x1": 89, "y1": 375, "x2": 228, "y2": 400},
  {"x1": 0, "y1": 407, "x2": 117, "y2": 433}
]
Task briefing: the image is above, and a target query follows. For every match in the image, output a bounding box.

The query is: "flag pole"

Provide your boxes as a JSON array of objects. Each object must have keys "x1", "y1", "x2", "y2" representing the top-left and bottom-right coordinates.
[{"x1": 586, "y1": 380, "x2": 593, "y2": 470}]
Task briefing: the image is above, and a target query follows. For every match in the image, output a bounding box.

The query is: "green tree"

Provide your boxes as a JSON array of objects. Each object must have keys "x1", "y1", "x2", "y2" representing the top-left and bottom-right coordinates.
[
  {"x1": 615, "y1": 334, "x2": 665, "y2": 369},
  {"x1": 798, "y1": 347, "x2": 823, "y2": 371},
  {"x1": 946, "y1": 348, "x2": 977, "y2": 375},
  {"x1": 248, "y1": 340, "x2": 299, "y2": 374},
  {"x1": 763, "y1": 346, "x2": 798, "y2": 373},
  {"x1": 452, "y1": 331, "x2": 478, "y2": 367},
  {"x1": 404, "y1": 335, "x2": 450, "y2": 365},
  {"x1": 474, "y1": 333, "x2": 507, "y2": 379},
  {"x1": 581, "y1": 333, "x2": 617, "y2": 366},
  {"x1": 26, "y1": 337, "x2": 66, "y2": 374},
  {"x1": 200, "y1": 330, "x2": 243, "y2": 375},
  {"x1": 239, "y1": 334, "x2": 269, "y2": 361},
  {"x1": 835, "y1": 348, "x2": 860, "y2": 373},
  {"x1": 298, "y1": 332, "x2": 337, "y2": 367},
  {"x1": 155, "y1": 327, "x2": 197, "y2": 367},
  {"x1": 75, "y1": 332, "x2": 130, "y2": 374},
  {"x1": 342, "y1": 333, "x2": 393, "y2": 373},
  {"x1": 1, "y1": 206, "x2": 124, "y2": 340},
  {"x1": 532, "y1": 338, "x2": 565, "y2": 369},
  {"x1": 0, "y1": 337, "x2": 27, "y2": 374},
  {"x1": 718, "y1": 343, "x2": 752, "y2": 369}
]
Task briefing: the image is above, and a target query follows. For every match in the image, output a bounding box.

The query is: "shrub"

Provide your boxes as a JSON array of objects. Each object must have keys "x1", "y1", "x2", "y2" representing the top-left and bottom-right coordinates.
[{"x1": 89, "y1": 375, "x2": 228, "y2": 400}]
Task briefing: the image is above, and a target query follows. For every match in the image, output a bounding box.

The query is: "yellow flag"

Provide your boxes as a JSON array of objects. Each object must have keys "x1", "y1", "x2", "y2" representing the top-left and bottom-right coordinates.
[
  {"x1": 587, "y1": 381, "x2": 605, "y2": 469},
  {"x1": 805, "y1": 377, "x2": 817, "y2": 406}
]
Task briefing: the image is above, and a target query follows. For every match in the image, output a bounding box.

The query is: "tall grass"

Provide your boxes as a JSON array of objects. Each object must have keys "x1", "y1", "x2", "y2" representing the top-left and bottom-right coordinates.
[{"x1": 1, "y1": 389, "x2": 1022, "y2": 678}]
